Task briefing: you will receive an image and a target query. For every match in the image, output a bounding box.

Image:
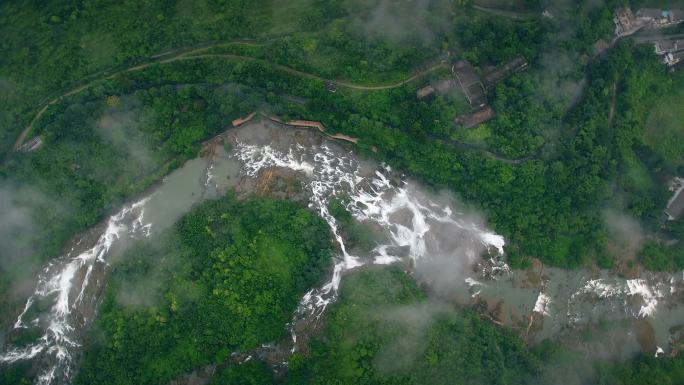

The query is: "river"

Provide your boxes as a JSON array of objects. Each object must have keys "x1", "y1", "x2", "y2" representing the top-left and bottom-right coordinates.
[{"x1": 1, "y1": 120, "x2": 683, "y2": 384}]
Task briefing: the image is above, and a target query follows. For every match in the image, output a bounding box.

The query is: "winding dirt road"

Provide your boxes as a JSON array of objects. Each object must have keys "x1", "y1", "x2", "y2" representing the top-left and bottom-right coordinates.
[
  {"x1": 472, "y1": 5, "x2": 539, "y2": 21},
  {"x1": 13, "y1": 39, "x2": 530, "y2": 165},
  {"x1": 431, "y1": 134, "x2": 540, "y2": 165},
  {"x1": 13, "y1": 42, "x2": 447, "y2": 150}
]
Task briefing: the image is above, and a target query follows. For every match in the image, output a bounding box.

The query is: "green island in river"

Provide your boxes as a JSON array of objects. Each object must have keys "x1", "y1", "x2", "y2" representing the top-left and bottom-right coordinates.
[{"x1": 1, "y1": 1, "x2": 684, "y2": 384}]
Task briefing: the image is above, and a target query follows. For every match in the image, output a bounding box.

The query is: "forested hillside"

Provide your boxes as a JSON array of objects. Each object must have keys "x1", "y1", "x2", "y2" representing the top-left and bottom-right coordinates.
[
  {"x1": 72, "y1": 194, "x2": 332, "y2": 385},
  {"x1": 1, "y1": 0, "x2": 684, "y2": 384}
]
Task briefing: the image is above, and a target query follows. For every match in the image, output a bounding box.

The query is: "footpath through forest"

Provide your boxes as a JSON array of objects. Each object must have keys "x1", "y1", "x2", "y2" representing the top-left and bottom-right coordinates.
[
  {"x1": 12, "y1": 41, "x2": 447, "y2": 150},
  {"x1": 13, "y1": 39, "x2": 536, "y2": 165}
]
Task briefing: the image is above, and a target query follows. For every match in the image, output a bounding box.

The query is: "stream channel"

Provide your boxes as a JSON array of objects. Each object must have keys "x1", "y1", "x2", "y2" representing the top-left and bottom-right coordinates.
[{"x1": 2, "y1": 120, "x2": 683, "y2": 384}]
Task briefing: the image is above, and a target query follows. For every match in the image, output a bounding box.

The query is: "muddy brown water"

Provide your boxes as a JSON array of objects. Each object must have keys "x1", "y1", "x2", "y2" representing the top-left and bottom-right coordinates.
[{"x1": 4, "y1": 119, "x2": 684, "y2": 385}]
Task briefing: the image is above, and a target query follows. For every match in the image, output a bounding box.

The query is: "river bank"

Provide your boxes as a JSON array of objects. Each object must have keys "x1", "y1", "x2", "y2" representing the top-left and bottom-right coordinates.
[{"x1": 3, "y1": 119, "x2": 684, "y2": 384}]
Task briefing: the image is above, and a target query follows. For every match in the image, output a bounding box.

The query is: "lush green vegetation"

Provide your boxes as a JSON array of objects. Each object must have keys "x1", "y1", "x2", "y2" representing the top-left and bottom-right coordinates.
[
  {"x1": 208, "y1": 361, "x2": 273, "y2": 385},
  {"x1": 642, "y1": 83, "x2": 684, "y2": 172},
  {"x1": 0, "y1": 0, "x2": 491, "y2": 325},
  {"x1": 328, "y1": 199, "x2": 378, "y2": 251},
  {"x1": 639, "y1": 238, "x2": 684, "y2": 271},
  {"x1": 209, "y1": 267, "x2": 684, "y2": 385},
  {"x1": 2, "y1": 0, "x2": 681, "y2": 286},
  {"x1": 7, "y1": 85, "x2": 258, "y2": 253},
  {"x1": 639, "y1": 241, "x2": 683, "y2": 271},
  {"x1": 286, "y1": 267, "x2": 543, "y2": 385},
  {"x1": 0, "y1": 360, "x2": 32, "y2": 385},
  {"x1": 0, "y1": 0, "x2": 277, "y2": 153},
  {"x1": 2, "y1": 0, "x2": 684, "y2": 383},
  {"x1": 0, "y1": 83, "x2": 262, "y2": 326},
  {"x1": 72, "y1": 193, "x2": 332, "y2": 385},
  {"x1": 596, "y1": 353, "x2": 684, "y2": 385}
]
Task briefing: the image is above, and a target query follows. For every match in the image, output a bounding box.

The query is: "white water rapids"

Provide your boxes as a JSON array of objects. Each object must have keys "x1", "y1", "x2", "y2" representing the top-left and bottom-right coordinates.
[
  {"x1": 0, "y1": 198, "x2": 151, "y2": 384},
  {"x1": 2, "y1": 122, "x2": 683, "y2": 383},
  {"x1": 234, "y1": 142, "x2": 506, "y2": 320}
]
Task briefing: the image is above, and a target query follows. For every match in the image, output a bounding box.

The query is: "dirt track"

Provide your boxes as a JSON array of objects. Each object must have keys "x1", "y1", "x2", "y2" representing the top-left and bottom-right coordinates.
[
  {"x1": 13, "y1": 42, "x2": 447, "y2": 150},
  {"x1": 472, "y1": 5, "x2": 539, "y2": 20},
  {"x1": 12, "y1": 39, "x2": 529, "y2": 166}
]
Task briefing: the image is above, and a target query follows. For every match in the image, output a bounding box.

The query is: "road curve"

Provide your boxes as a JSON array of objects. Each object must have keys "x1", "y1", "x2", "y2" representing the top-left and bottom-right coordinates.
[{"x1": 14, "y1": 46, "x2": 447, "y2": 150}]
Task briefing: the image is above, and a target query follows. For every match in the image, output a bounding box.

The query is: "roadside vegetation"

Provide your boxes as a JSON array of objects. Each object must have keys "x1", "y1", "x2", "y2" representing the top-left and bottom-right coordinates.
[
  {"x1": 642, "y1": 83, "x2": 684, "y2": 172},
  {"x1": 2, "y1": 0, "x2": 684, "y2": 383}
]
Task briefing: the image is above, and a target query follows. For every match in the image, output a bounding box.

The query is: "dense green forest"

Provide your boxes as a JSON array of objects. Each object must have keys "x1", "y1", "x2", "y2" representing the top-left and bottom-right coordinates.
[
  {"x1": 285, "y1": 267, "x2": 543, "y2": 385},
  {"x1": 71, "y1": 193, "x2": 332, "y2": 385},
  {"x1": 2, "y1": 0, "x2": 684, "y2": 384},
  {"x1": 3, "y1": 0, "x2": 682, "y2": 277},
  {"x1": 109, "y1": 265, "x2": 684, "y2": 385},
  {"x1": 8, "y1": 37, "x2": 678, "y2": 273}
]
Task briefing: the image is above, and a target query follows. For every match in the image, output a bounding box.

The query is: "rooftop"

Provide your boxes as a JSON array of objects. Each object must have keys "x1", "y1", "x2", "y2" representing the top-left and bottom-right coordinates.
[
  {"x1": 484, "y1": 56, "x2": 528, "y2": 86},
  {"x1": 665, "y1": 184, "x2": 684, "y2": 220},
  {"x1": 655, "y1": 39, "x2": 681, "y2": 54},
  {"x1": 454, "y1": 105, "x2": 495, "y2": 128},
  {"x1": 417, "y1": 84, "x2": 435, "y2": 99},
  {"x1": 452, "y1": 61, "x2": 486, "y2": 107},
  {"x1": 18, "y1": 136, "x2": 43, "y2": 152},
  {"x1": 452, "y1": 61, "x2": 481, "y2": 87},
  {"x1": 434, "y1": 79, "x2": 457, "y2": 94},
  {"x1": 636, "y1": 8, "x2": 684, "y2": 23},
  {"x1": 231, "y1": 112, "x2": 256, "y2": 127},
  {"x1": 466, "y1": 83, "x2": 487, "y2": 107},
  {"x1": 637, "y1": 8, "x2": 665, "y2": 19},
  {"x1": 614, "y1": 7, "x2": 642, "y2": 36},
  {"x1": 664, "y1": 51, "x2": 684, "y2": 66}
]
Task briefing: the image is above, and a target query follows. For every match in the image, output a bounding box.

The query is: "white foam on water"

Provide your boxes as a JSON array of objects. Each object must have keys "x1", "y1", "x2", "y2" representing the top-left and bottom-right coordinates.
[
  {"x1": 7, "y1": 133, "x2": 681, "y2": 383},
  {"x1": 2, "y1": 138, "x2": 507, "y2": 382},
  {"x1": 235, "y1": 143, "x2": 506, "y2": 325},
  {"x1": 235, "y1": 139, "x2": 679, "y2": 354},
  {"x1": 0, "y1": 197, "x2": 153, "y2": 384},
  {"x1": 571, "y1": 277, "x2": 672, "y2": 318},
  {"x1": 373, "y1": 245, "x2": 401, "y2": 265},
  {"x1": 465, "y1": 277, "x2": 484, "y2": 287},
  {"x1": 465, "y1": 277, "x2": 485, "y2": 297},
  {"x1": 533, "y1": 292, "x2": 551, "y2": 316}
]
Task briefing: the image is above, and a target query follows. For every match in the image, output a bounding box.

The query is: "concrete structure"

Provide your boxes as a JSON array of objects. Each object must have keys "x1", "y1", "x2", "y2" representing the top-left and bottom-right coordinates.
[
  {"x1": 637, "y1": 8, "x2": 683, "y2": 28},
  {"x1": 663, "y1": 51, "x2": 684, "y2": 67},
  {"x1": 329, "y1": 133, "x2": 359, "y2": 144},
  {"x1": 231, "y1": 112, "x2": 256, "y2": 127},
  {"x1": 665, "y1": 178, "x2": 684, "y2": 220},
  {"x1": 483, "y1": 56, "x2": 529, "y2": 87},
  {"x1": 434, "y1": 78, "x2": 457, "y2": 94},
  {"x1": 286, "y1": 119, "x2": 359, "y2": 144},
  {"x1": 614, "y1": 8, "x2": 642, "y2": 37},
  {"x1": 18, "y1": 136, "x2": 43, "y2": 152},
  {"x1": 644, "y1": 37, "x2": 684, "y2": 68},
  {"x1": 452, "y1": 61, "x2": 486, "y2": 108},
  {"x1": 286, "y1": 119, "x2": 327, "y2": 133},
  {"x1": 450, "y1": 57, "x2": 528, "y2": 128},
  {"x1": 454, "y1": 106, "x2": 495, "y2": 128},
  {"x1": 655, "y1": 39, "x2": 682, "y2": 55},
  {"x1": 417, "y1": 79, "x2": 457, "y2": 99},
  {"x1": 614, "y1": 8, "x2": 683, "y2": 37},
  {"x1": 260, "y1": 112, "x2": 283, "y2": 123},
  {"x1": 447, "y1": 57, "x2": 527, "y2": 128},
  {"x1": 417, "y1": 84, "x2": 435, "y2": 99}
]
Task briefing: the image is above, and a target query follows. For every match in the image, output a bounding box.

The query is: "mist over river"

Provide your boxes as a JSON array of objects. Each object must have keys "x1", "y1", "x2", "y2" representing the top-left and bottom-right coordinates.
[{"x1": 2, "y1": 120, "x2": 683, "y2": 384}]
